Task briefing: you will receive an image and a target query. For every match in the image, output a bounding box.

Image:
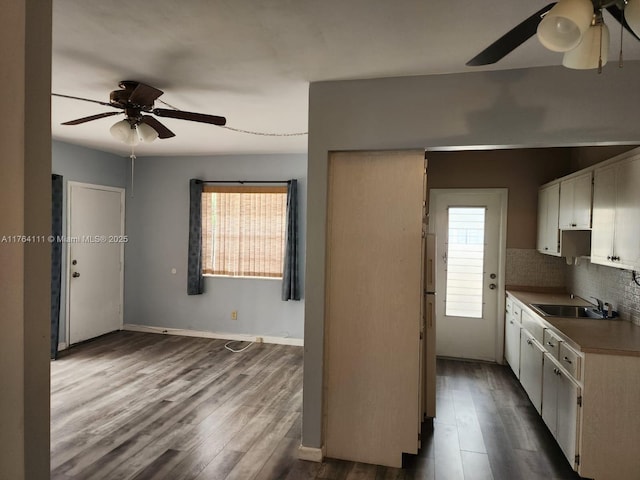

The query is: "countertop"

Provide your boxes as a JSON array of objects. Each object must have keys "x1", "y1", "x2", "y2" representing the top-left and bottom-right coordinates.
[{"x1": 507, "y1": 290, "x2": 640, "y2": 357}]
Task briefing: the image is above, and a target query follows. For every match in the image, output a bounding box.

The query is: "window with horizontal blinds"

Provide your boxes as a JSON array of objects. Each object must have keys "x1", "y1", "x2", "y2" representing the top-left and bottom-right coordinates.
[
  {"x1": 202, "y1": 185, "x2": 288, "y2": 278},
  {"x1": 445, "y1": 207, "x2": 486, "y2": 318}
]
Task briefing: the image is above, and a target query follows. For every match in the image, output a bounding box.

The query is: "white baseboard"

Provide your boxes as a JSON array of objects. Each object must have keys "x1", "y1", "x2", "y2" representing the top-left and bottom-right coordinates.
[
  {"x1": 58, "y1": 342, "x2": 68, "y2": 351},
  {"x1": 298, "y1": 445, "x2": 324, "y2": 463},
  {"x1": 123, "y1": 324, "x2": 303, "y2": 346}
]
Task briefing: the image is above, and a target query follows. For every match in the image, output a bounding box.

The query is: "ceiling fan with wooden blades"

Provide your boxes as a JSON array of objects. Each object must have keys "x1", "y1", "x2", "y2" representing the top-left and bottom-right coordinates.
[
  {"x1": 53, "y1": 80, "x2": 226, "y2": 143},
  {"x1": 466, "y1": 0, "x2": 640, "y2": 68}
]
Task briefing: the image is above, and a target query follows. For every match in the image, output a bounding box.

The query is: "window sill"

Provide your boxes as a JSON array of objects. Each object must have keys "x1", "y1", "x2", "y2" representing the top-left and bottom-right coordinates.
[{"x1": 203, "y1": 274, "x2": 282, "y2": 281}]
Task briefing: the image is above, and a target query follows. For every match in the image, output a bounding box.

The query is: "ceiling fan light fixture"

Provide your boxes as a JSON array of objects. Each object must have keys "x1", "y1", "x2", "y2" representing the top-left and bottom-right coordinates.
[
  {"x1": 626, "y1": 0, "x2": 640, "y2": 36},
  {"x1": 110, "y1": 119, "x2": 140, "y2": 146},
  {"x1": 137, "y1": 122, "x2": 159, "y2": 143},
  {"x1": 562, "y1": 21, "x2": 609, "y2": 69},
  {"x1": 537, "y1": 0, "x2": 594, "y2": 52}
]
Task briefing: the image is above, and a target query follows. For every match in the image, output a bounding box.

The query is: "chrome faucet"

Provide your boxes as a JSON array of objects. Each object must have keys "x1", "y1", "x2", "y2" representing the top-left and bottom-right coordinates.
[{"x1": 591, "y1": 297, "x2": 604, "y2": 315}]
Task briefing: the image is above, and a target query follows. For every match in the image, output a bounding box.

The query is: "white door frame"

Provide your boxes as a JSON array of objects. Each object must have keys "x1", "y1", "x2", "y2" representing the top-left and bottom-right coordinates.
[
  {"x1": 428, "y1": 188, "x2": 508, "y2": 364},
  {"x1": 65, "y1": 181, "x2": 125, "y2": 346}
]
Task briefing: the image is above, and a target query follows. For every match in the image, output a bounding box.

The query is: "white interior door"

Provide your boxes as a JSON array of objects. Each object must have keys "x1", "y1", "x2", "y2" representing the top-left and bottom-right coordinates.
[
  {"x1": 68, "y1": 183, "x2": 125, "y2": 345},
  {"x1": 430, "y1": 189, "x2": 507, "y2": 362}
]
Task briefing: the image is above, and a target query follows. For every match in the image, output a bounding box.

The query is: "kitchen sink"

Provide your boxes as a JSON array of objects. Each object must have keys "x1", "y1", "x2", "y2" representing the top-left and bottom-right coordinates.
[{"x1": 530, "y1": 303, "x2": 606, "y2": 319}]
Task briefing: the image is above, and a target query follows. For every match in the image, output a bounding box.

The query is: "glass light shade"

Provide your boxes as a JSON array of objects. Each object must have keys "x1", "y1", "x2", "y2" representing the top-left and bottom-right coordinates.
[
  {"x1": 563, "y1": 23, "x2": 609, "y2": 69},
  {"x1": 110, "y1": 119, "x2": 140, "y2": 146},
  {"x1": 537, "y1": 0, "x2": 594, "y2": 52},
  {"x1": 626, "y1": 0, "x2": 640, "y2": 37},
  {"x1": 137, "y1": 122, "x2": 159, "y2": 143}
]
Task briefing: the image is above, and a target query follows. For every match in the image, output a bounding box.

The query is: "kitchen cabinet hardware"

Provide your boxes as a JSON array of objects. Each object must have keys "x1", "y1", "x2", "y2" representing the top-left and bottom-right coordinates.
[{"x1": 564, "y1": 356, "x2": 573, "y2": 364}]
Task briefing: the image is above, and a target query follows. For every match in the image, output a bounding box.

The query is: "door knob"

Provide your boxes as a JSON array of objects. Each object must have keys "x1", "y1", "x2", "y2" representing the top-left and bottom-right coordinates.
[
  {"x1": 72, "y1": 272, "x2": 80, "y2": 278},
  {"x1": 489, "y1": 283, "x2": 496, "y2": 289}
]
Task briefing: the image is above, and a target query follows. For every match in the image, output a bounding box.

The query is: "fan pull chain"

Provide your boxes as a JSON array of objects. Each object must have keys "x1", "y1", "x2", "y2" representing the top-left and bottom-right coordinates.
[
  {"x1": 130, "y1": 146, "x2": 136, "y2": 197},
  {"x1": 619, "y1": 6, "x2": 624, "y2": 68},
  {"x1": 598, "y1": 21, "x2": 604, "y2": 74}
]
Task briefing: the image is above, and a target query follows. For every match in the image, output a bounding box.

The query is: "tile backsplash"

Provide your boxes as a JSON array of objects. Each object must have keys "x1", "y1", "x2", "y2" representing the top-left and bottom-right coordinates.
[
  {"x1": 505, "y1": 249, "x2": 640, "y2": 326},
  {"x1": 506, "y1": 249, "x2": 567, "y2": 288},
  {"x1": 566, "y1": 259, "x2": 640, "y2": 326}
]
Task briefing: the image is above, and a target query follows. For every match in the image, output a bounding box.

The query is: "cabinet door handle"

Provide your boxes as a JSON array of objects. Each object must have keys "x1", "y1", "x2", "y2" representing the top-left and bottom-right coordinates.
[
  {"x1": 546, "y1": 341, "x2": 555, "y2": 347},
  {"x1": 563, "y1": 356, "x2": 573, "y2": 365},
  {"x1": 527, "y1": 339, "x2": 533, "y2": 346}
]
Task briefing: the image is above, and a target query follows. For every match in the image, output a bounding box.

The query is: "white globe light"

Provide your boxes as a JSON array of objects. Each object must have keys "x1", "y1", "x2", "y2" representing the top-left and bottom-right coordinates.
[
  {"x1": 110, "y1": 119, "x2": 140, "y2": 146},
  {"x1": 537, "y1": 0, "x2": 594, "y2": 52}
]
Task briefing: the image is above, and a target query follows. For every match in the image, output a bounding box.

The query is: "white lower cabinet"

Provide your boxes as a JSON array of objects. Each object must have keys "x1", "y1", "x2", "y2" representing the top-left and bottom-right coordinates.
[
  {"x1": 541, "y1": 354, "x2": 559, "y2": 434},
  {"x1": 519, "y1": 330, "x2": 544, "y2": 414},
  {"x1": 504, "y1": 298, "x2": 521, "y2": 377},
  {"x1": 507, "y1": 292, "x2": 640, "y2": 479},
  {"x1": 542, "y1": 353, "x2": 581, "y2": 468},
  {"x1": 556, "y1": 365, "x2": 580, "y2": 467}
]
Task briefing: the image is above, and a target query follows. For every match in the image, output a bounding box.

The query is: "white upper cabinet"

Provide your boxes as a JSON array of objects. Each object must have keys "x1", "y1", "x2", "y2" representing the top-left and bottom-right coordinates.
[
  {"x1": 559, "y1": 172, "x2": 592, "y2": 229},
  {"x1": 591, "y1": 154, "x2": 640, "y2": 270},
  {"x1": 537, "y1": 182, "x2": 560, "y2": 256}
]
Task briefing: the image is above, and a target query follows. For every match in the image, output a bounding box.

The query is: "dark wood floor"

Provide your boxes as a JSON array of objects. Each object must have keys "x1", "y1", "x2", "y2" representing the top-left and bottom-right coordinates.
[{"x1": 51, "y1": 331, "x2": 581, "y2": 480}]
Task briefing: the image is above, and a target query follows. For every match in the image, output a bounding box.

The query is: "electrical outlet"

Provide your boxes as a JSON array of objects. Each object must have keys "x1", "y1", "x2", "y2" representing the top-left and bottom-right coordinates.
[{"x1": 231, "y1": 310, "x2": 237, "y2": 320}]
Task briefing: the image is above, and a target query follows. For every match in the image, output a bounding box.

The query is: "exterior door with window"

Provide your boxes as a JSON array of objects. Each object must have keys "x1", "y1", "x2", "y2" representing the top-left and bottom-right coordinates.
[{"x1": 430, "y1": 189, "x2": 507, "y2": 362}]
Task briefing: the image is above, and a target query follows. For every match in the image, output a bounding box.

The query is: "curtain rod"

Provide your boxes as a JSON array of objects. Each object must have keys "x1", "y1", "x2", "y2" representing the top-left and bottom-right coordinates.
[{"x1": 199, "y1": 180, "x2": 290, "y2": 184}]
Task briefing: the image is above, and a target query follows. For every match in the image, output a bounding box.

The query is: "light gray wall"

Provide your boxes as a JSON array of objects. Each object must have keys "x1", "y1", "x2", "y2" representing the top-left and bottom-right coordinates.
[
  {"x1": 51, "y1": 140, "x2": 128, "y2": 343},
  {"x1": 304, "y1": 63, "x2": 640, "y2": 448},
  {"x1": 124, "y1": 154, "x2": 306, "y2": 340}
]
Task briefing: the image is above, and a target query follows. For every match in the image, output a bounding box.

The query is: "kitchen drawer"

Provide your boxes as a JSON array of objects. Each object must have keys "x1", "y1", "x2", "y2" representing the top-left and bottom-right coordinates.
[
  {"x1": 543, "y1": 329, "x2": 562, "y2": 359},
  {"x1": 559, "y1": 342, "x2": 581, "y2": 381},
  {"x1": 521, "y1": 309, "x2": 544, "y2": 344}
]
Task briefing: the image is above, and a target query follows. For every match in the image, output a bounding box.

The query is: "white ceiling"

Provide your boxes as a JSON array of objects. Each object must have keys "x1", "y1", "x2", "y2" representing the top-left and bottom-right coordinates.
[{"x1": 52, "y1": 0, "x2": 640, "y2": 157}]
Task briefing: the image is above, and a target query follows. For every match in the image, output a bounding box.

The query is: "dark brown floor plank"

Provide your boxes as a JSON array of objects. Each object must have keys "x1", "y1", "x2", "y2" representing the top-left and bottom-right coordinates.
[{"x1": 283, "y1": 459, "x2": 323, "y2": 480}]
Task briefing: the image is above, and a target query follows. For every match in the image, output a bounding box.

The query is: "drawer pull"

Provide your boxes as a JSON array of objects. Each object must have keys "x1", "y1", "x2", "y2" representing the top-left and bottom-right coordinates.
[
  {"x1": 527, "y1": 339, "x2": 533, "y2": 346},
  {"x1": 554, "y1": 368, "x2": 561, "y2": 376},
  {"x1": 510, "y1": 320, "x2": 514, "y2": 325},
  {"x1": 546, "y1": 341, "x2": 555, "y2": 347},
  {"x1": 563, "y1": 356, "x2": 573, "y2": 365}
]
